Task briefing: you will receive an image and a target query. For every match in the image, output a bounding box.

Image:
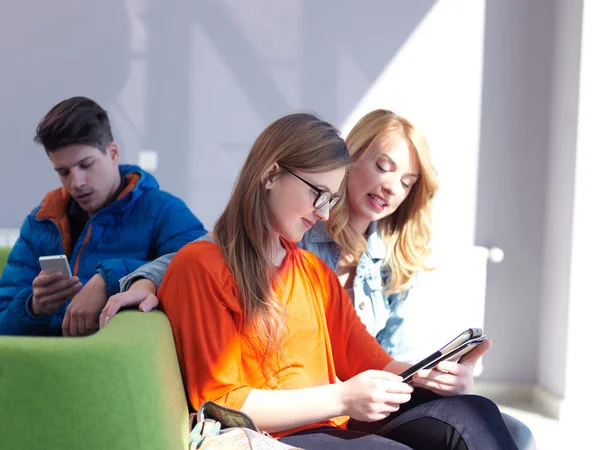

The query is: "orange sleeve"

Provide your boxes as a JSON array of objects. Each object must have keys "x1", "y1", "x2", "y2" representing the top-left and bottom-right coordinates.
[
  {"x1": 158, "y1": 242, "x2": 252, "y2": 411},
  {"x1": 320, "y1": 262, "x2": 393, "y2": 381}
]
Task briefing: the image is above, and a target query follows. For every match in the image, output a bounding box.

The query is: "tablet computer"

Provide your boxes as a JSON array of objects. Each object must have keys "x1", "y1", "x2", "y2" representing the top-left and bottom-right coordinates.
[{"x1": 399, "y1": 328, "x2": 488, "y2": 383}]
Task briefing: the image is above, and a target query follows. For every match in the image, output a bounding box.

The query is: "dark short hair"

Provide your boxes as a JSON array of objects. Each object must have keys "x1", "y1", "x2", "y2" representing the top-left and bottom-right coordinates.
[{"x1": 34, "y1": 96, "x2": 114, "y2": 153}]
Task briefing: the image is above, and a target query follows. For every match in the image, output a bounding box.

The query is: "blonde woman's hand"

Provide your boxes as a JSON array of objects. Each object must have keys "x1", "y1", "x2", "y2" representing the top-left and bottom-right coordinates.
[
  {"x1": 412, "y1": 339, "x2": 493, "y2": 396},
  {"x1": 99, "y1": 278, "x2": 159, "y2": 328},
  {"x1": 339, "y1": 370, "x2": 413, "y2": 422}
]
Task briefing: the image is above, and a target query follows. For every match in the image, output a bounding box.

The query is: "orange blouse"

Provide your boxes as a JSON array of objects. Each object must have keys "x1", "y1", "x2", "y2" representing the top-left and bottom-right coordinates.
[{"x1": 158, "y1": 238, "x2": 393, "y2": 437}]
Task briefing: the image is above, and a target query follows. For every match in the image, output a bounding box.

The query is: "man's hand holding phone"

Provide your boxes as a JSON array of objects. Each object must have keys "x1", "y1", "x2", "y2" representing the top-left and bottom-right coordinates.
[{"x1": 30, "y1": 270, "x2": 81, "y2": 316}]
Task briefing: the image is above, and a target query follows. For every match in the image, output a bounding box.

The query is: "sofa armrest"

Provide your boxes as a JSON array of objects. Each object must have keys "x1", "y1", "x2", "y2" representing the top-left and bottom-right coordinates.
[
  {"x1": 0, "y1": 246, "x2": 11, "y2": 276},
  {"x1": 0, "y1": 310, "x2": 188, "y2": 450}
]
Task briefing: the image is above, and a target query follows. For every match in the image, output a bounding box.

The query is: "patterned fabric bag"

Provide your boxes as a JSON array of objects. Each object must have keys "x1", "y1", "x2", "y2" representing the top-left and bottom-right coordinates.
[{"x1": 189, "y1": 401, "x2": 303, "y2": 450}]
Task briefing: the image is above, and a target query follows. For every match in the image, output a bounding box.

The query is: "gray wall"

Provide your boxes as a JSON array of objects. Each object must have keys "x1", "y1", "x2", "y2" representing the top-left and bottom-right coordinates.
[
  {"x1": 476, "y1": 0, "x2": 555, "y2": 385},
  {"x1": 1, "y1": 0, "x2": 578, "y2": 391},
  {"x1": 0, "y1": 0, "x2": 132, "y2": 227},
  {"x1": 0, "y1": 0, "x2": 437, "y2": 229}
]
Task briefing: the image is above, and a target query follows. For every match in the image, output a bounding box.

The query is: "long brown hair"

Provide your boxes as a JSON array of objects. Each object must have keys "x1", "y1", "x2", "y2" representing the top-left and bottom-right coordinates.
[
  {"x1": 328, "y1": 109, "x2": 439, "y2": 293},
  {"x1": 213, "y1": 113, "x2": 350, "y2": 376}
]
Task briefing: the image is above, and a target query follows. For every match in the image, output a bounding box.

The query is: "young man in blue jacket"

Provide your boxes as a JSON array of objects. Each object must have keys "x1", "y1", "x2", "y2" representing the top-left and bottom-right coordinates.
[{"x1": 0, "y1": 96, "x2": 207, "y2": 336}]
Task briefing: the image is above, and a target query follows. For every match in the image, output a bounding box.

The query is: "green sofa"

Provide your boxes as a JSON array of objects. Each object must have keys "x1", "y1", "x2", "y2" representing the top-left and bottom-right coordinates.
[
  {"x1": 0, "y1": 246, "x2": 10, "y2": 276},
  {"x1": 0, "y1": 310, "x2": 189, "y2": 450},
  {"x1": 0, "y1": 246, "x2": 189, "y2": 449}
]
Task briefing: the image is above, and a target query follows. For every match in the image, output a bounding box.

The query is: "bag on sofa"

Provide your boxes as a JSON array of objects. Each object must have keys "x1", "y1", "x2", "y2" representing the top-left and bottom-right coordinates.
[{"x1": 189, "y1": 401, "x2": 303, "y2": 450}]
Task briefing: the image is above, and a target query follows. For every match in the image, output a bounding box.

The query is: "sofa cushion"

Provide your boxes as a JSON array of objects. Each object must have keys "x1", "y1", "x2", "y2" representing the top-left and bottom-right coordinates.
[{"x1": 0, "y1": 310, "x2": 188, "y2": 450}]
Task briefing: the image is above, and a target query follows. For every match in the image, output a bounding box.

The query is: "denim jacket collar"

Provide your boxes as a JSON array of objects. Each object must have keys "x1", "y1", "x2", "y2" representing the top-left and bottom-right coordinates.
[
  {"x1": 308, "y1": 221, "x2": 386, "y2": 261},
  {"x1": 365, "y1": 222, "x2": 386, "y2": 261},
  {"x1": 308, "y1": 221, "x2": 334, "y2": 243}
]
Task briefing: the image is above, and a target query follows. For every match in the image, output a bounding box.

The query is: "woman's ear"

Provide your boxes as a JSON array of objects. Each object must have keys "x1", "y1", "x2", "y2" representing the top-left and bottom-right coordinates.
[{"x1": 261, "y1": 162, "x2": 280, "y2": 190}]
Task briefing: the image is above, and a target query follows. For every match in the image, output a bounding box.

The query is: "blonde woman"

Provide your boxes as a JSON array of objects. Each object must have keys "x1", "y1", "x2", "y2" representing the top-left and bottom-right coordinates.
[
  {"x1": 300, "y1": 109, "x2": 439, "y2": 363},
  {"x1": 299, "y1": 110, "x2": 532, "y2": 449},
  {"x1": 103, "y1": 112, "x2": 516, "y2": 449}
]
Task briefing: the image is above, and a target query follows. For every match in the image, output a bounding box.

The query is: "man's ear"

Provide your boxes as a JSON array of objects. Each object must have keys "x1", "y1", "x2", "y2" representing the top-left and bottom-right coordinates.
[
  {"x1": 261, "y1": 162, "x2": 280, "y2": 190},
  {"x1": 106, "y1": 142, "x2": 120, "y2": 164}
]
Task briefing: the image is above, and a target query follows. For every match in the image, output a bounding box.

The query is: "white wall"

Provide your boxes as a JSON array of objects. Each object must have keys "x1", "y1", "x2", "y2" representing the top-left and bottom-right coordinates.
[
  {"x1": 539, "y1": 0, "x2": 583, "y2": 400},
  {"x1": 340, "y1": 0, "x2": 486, "y2": 252},
  {"x1": 2, "y1": 0, "x2": 581, "y2": 389},
  {"x1": 562, "y1": 0, "x2": 600, "y2": 429}
]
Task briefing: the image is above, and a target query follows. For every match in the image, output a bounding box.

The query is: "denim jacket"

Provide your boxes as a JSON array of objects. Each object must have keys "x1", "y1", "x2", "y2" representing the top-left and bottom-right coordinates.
[
  {"x1": 299, "y1": 221, "x2": 422, "y2": 362},
  {"x1": 120, "y1": 221, "x2": 422, "y2": 361}
]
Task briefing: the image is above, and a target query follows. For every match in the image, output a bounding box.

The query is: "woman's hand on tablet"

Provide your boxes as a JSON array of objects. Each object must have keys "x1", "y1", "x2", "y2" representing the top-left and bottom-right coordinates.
[{"x1": 411, "y1": 339, "x2": 493, "y2": 396}]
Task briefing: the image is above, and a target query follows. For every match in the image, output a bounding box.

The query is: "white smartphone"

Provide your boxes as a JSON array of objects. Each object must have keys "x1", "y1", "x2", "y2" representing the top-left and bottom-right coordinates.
[{"x1": 39, "y1": 254, "x2": 72, "y2": 279}]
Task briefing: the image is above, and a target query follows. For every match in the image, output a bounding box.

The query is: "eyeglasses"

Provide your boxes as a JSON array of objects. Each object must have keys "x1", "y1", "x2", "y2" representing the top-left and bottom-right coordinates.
[{"x1": 280, "y1": 166, "x2": 341, "y2": 210}]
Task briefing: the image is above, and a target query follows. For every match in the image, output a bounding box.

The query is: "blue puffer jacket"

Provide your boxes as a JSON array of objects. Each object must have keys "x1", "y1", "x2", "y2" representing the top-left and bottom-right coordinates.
[{"x1": 0, "y1": 165, "x2": 207, "y2": 336}]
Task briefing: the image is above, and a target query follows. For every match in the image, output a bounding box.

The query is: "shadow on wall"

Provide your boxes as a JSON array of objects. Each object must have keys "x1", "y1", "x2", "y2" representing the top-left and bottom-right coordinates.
[
  {"x1": 181, "y1": 0, "x2": 437, "y2": 225},
  {"x1": 0, "y1": 0, "x2": 437, "y2": 228},
  {"x1": 191, "y1": 0, "x2": 438, "y2": 125},
  {"x1": 0, "y1": 0, "x2": 130, "y2": 227}
]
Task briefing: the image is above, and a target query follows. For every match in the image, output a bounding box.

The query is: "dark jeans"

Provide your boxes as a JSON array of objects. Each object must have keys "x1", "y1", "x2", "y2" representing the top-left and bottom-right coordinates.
[{"x1": 279, "y1": 389, "x2": 518, "y2": 450}]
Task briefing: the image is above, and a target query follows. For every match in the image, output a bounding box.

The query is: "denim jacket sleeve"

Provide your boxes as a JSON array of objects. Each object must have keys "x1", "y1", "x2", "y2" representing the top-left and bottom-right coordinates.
[
  {"x1": 118, "y1": 231, "x2": 216, "y2": 292},
  {"x1": 118, "y1": 251, "x2": 175, "y2": 292},
  {"x1": 377, "y1": 272, "x2": 435, "y2": 363},
  {"x1": 375, "y1": 288, "x2": 410, "y2": 358},
  {"x1": 376, "y1": 284, "x2": 432, "y2": 363}
]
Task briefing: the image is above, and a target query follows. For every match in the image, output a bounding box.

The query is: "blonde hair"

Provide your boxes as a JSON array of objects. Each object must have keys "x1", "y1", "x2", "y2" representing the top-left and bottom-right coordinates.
[
  {"x1": 327, "y1": 109, "x2": 439, "y2": 293},
  {"x1": 213, "y1": 113, "x2": 350, "y2": 378}
]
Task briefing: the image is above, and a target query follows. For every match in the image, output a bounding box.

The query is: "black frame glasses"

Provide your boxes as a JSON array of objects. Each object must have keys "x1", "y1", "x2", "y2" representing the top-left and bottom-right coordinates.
[{"x1": 280, "y1": 166, "x2": 341, "y2": 210}]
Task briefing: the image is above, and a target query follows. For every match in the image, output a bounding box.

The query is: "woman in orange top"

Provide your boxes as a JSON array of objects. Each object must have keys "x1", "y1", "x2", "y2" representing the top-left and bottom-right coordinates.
[{"x1": 136, "y1": 113, "x2": 517, "y2": 449}]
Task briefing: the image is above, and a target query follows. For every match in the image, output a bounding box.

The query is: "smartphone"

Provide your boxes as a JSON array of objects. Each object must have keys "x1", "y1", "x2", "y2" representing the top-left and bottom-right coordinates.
[{"x1": 39, "y1": 254, "x2": 72, "y2": 279}]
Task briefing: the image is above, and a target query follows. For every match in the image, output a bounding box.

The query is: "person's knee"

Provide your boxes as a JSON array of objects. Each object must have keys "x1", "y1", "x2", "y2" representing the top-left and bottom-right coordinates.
[{"x1": 449, "y1": 394, "x2": 502, "y2": 418}]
